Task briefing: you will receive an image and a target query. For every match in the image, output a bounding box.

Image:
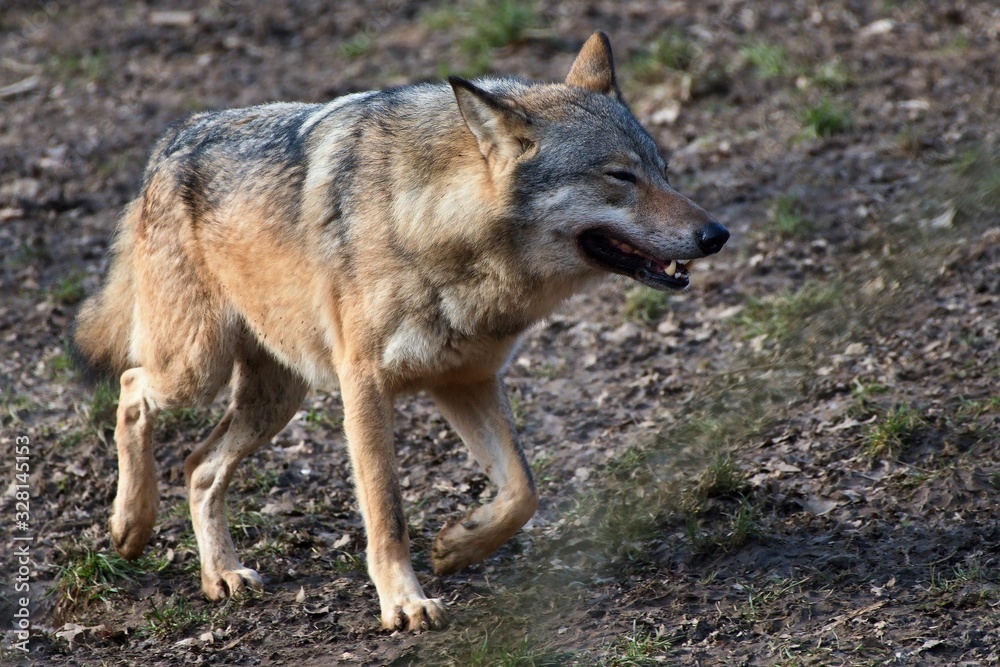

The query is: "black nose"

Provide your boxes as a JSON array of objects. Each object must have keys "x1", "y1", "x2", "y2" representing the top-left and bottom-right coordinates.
[{"x1": 696, "y1": 221, "x2": 730, "y2": 255}]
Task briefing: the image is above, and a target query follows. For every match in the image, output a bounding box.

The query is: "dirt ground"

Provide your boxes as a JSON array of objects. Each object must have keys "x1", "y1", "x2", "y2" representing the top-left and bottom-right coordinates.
[{"x1": 2, "y1": 1, "x2": 999, "y2": 665}]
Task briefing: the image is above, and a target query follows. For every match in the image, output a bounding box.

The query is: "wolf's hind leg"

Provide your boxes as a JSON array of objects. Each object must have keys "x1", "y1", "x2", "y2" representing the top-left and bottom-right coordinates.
[
  {"x1": 110, "y1": 357, "x2": 233, "y2": 560},
  {"x1": 109, "y1": 368, "x2": 162, "y2": 559},
  {"x1": 429, "y1": 377, "x2": 539, "y2": 574},
  {"x1": 184, "y1": 345, "x2": 307, "y2": 601}
]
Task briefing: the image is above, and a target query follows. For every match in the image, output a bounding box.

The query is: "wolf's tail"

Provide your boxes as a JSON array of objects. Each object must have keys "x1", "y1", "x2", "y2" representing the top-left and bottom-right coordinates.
[{"x1": 72, "y1": 201, "x2": 139, "y2": 383}]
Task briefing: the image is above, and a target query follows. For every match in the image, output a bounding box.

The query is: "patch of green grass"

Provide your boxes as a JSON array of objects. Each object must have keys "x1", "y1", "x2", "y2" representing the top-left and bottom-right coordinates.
[
  {"x1": 532, "y1": 362, "x2": 561, "y2": 380},
  {"x1": 630, "y1": 30, "x2": 697, "y2": 81},
  {"x1": 953, "y1": 148, "x2": 1000, "y2": 219},
  {"x1": 51, "y1": 272, "x2": 87, "y2": 305},
  {"x1": 567, "y1": 394, "x2": 771, "y2": 567},
  {"x1": 48, "y1": 348, "x2": 76, "y2": 378},
  {"x1": 422, "y1": 0, "x2": 538, "y2": 76},
  {"x1": 530, "y1": 451, "x2": 555, "y2": 486},
  {"x1": 463, "y1": 0, "x2": 536, "y2": 51},
  {"x1": 85, "y1": 380, "x2": 118, "y2": 444},
  {"x1": 953, "y1": 396, "x2": 1000, "y2": 421},
  {"x1": 926, "y1": 555, "x2": 998, "y2": 606},
  {"x1": 582, "y1": 411, "x2": 761, "y2": 560},
  {"x1": 624, "y1": 286, "x2": 671, "y2": 324},
  {"x1": 802, "y1": 99, "x2": 853, "y2": 138},
  {"x1": 696, "y1": 453, "x2": 749, "y2": 499},
  {"x1": 1, "y1": 389, "x2": 35, "y2": 425},
  {"x1": 851, "y1": 380, "x2": 889, "y2": 414},
  {"x1": 508, "y1": 389, "x2": 528, "y2": 430},
  {"x1": 58, "y1": 430, "x2": 85, "y2": 449},
  {"x1": 229, "y1": 508, "x2": 274, "y2": 540},
  {"x1": 733, "y1": 282, "x2": 842, "y2": 348},
  {"x1": 330, "y1": 549, "x2": 365, "y2": 574},
  {"x1": 768, "y1": 194, "x2": 811, "y2": 239},
  {"x1": 144, "y1": 594, "x2": 213, "y2": 637},
  {"x1": 236, "y1": 460, "x2": 282, "y2": 495},
  {"x1": 249, "y1": 536, "x2": 288, "y2": 559},
  {"x1": 340, "y1": 31, "x2": 374, "y2": 59},
  {"x1": 736, "y1": 577, "x2": 808, "y2": 625},
  {"x1": 895, "y1": 124, "x2": 926, "y2": 158},
  {"x1": 156, "y1": 406, "x2": 214, "y2": 438},
  {"x1": 58, "y1": 547, "x2": 165, "y2": 604},
  {"x1": 467, "y1": 632, "x2": 576, "y2": 667},
  {"x1": 303, "y1": 407, "x2": 343, "y2": 431},
  {"x1": 946, "y1": 33, "x2": 971, "y2": 52},
  {"x1": 5, "y1": 238, "x2": 49, "y2": 270},
  {"x1": 686, "y1": 497, "x2": 761, "y2": 554},
  {"x1": 603, "y1": 621, "x2": 678, "y2": 666},
  {"x1": 49, "y1": 49, "x2": 109, "y2": 83},
  {"x1": 864, "y1": 404, "x2": 925, "y2": 459},
  {"x1": 741, "y1": 41, "x2": 792, "y2": 79},
  {"x1": 421, "y1": 4, "x2": 462, "y2": 30}
]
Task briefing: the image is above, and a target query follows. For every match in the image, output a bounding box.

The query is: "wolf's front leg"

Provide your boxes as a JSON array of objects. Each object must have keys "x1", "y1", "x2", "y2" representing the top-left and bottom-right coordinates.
[
  {"x1": 340, "y1": 370, "x2": 447, "y2": 631},
  {"x1": 429, "y1": 377, "x2": 539, "y2": 574}
]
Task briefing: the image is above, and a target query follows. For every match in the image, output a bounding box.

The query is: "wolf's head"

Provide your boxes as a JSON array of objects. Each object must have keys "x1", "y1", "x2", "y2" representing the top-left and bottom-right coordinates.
[{"x1": 449, "y1": 32, "x2": 728, "y2": 292}]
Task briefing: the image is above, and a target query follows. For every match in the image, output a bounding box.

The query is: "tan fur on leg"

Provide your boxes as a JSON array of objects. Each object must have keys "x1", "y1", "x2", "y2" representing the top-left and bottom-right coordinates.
[
  {"x1": 340, "y1": 369, "x2": 447, "y2": 631},
  {"x1": 429, "y1": 377, "x2": 539, "y2": 574},
  {"x1": 184, "y1": 347, "x2": 307, "y2": 600},
  {"x1": 109, "y1": 368, "x2": 160, "y2": 559}
]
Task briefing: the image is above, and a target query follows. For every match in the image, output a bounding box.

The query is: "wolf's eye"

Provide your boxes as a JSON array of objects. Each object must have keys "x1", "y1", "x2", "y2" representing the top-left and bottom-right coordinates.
[{"x1": 606, "y1": 170, "x2": 637, "y2": 184}]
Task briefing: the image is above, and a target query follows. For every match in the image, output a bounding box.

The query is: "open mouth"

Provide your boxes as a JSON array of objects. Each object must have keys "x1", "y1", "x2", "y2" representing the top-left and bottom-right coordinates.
[{"x1": 579, "y1": 230, "x2": 690, "y2": 290}]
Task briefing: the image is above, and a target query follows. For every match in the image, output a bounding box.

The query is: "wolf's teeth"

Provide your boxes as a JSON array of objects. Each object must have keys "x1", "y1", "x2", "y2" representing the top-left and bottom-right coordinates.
[{"x1": 665, "y1": 259, "x2": 677, "y2": 276}]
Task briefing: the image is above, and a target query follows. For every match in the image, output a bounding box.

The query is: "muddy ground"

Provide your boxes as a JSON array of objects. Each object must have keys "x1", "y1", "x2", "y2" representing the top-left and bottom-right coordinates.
[{"x1": 2, "y1": 1, "x2": 999, "y2": 665}]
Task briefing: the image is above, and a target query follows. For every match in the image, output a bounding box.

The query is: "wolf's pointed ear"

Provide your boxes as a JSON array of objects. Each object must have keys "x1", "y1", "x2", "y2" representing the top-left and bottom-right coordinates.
[
  {"x1": 565, "y1": 31, "x2": 623, "y2": 101},
  {"x1": 449, "y1": 76, "x2": 535, "y2": 166}
]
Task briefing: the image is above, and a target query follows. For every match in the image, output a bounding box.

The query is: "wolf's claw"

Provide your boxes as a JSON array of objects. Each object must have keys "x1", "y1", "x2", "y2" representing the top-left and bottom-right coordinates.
[
  {"x1": 381, "y1": 597, "x2": 448, "y2": 632},
  {"x1": 202, "y1": 567, "x2": 263, "y2": 601}
]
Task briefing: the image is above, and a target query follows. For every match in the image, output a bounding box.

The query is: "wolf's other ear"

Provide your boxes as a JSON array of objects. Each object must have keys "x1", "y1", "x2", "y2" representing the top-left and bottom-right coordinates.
[
  {"x1": 565, "y1": 31, "x2": 623, "y2": 101},
  {"x1": 449, "y1": 76, "x2": 535, "y2": 167}
]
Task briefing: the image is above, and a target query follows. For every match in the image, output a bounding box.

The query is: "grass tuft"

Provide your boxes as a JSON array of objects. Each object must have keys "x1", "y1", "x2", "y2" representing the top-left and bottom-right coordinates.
[
  {"x1": 52, "y1": 272, "x2": 87, "y2": 305},
  {"x1": 602, "y1": 621, "x2": 678, "y2": 666},
  {"x1": 303, "y1": 407, "x2": 344, "y2": 431},
  {"x1": 423, "y1": 0, "x2": 538, "y2": 76},
  {"x1": 696, "y1": 453, "x2": 749, "y2": 499},
  {"x1": 84, "y1": 380, "x2": 118, "y2": 444},
  {"x1": 741, "y1": 41, "x2": 792, "y2": 79},
  {"x1": 734, "y1": 283, "x2": 842, "y2": 350},
  {"x1": 802, "y1": 99, "x2": 853, "y2": 138},
  {"x1": 631, "y1": 30, "x2": 697, "y2": 81},
  {"x1": 467, "y1": 632, "x2": 576, "y2": 667},
  {"x1": 864, "y1": 404, "x2": 925, "y2": 459},
  {"x1": 2, "y1": 389, "x2": 36, "y2": 425},
  {"x1": 768, "y1": 194, "x2": 811, "y2": 238},
  {"x1": 340, "y1": 31, "x2": 375, "y2": 59},
  {"x1": 144, "y1": 595, "x2": 213, "y2": 637},
  {"x1": 953, "y1": 148, "x2": 1000, "y2": 219},
  {"x1": 57, "y1": 547, "x2": 165, "y2": 604},
  {"x1": 624, "y1": 286, "x2": 671, "y2": 324}
]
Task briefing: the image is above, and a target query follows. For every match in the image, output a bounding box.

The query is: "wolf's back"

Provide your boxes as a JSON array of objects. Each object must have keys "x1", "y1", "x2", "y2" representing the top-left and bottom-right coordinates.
[{"x1": 73, "y1": 201, "x2": 139, "y2": 382}]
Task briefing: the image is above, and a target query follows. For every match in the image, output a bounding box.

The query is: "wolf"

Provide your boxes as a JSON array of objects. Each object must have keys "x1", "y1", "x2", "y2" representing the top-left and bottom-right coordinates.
[{"x1": 73, "y1": 32, "x2": 728, "y2": 631}]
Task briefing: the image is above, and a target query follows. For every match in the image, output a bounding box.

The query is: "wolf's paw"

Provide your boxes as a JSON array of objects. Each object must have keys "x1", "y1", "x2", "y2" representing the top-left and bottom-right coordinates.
[
  {"x1": 109, "y1": 511, "x2": 154, "y2": 560},
  {"x1": 201, "y1": 567, "x2": 263, "y2": 601},
  {"x1": 381, "y1": 597, "x2": 448, "y2": 632},
  {"x1": 431, "y1": 519, "x2": 492, "y2": 575}
]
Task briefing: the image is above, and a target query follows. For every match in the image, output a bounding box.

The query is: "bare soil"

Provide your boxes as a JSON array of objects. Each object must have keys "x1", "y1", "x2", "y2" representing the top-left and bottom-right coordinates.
[{"x1": 2, "y1": 1, "x2": 999, "y2": 665}]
